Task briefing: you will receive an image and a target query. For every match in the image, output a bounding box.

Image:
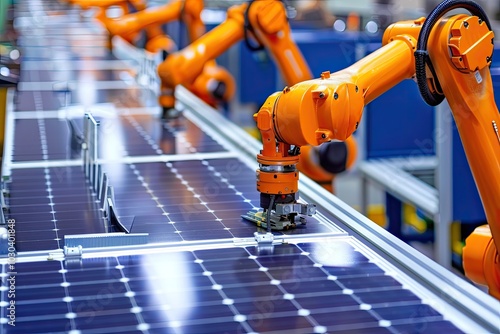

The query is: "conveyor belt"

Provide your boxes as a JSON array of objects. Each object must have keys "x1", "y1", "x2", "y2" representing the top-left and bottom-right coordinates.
[{"x1": 1, "y1": 0, "x2": 499, "y2": 333}]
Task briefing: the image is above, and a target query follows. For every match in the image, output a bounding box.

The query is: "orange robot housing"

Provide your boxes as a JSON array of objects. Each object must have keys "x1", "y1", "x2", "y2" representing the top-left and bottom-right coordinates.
[
  {"x1": 157, "y1": 0, "x2": 357, "y2": 192},
  {"x1": 253, "y1": 0, "x2": 499, "y2": 297}
]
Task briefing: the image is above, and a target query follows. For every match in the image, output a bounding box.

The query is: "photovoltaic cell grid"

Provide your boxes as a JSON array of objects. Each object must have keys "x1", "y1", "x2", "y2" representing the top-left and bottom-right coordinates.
[
  {"x1": 10, "y1": 115, "x2": 226, "y2": 162},
  {"x1": 10, "y1": 156, "x2": 339, "y2": 252},
  {"x1": 1, "y1": 240, "x2": 462, "y2": 333},
  {"x1": 18, "y1": 41, "x2": 113, "y2": 62},
  {"x1": 14, "y1": 88, "x2": 157, "y2": 112},
  {"x1": 20, "y1": 69, "x2": 131, "y2": 83},
  {"x1": 15, "y1": 91, "x2": 65, "y2": 111},
  {"x1": 5, "y1": 166, "x2": 106, "y2": 252},
  {"x1": 102, "y1": 158, "x2": 339, "y2": 244},
  {"x1": 11, "y1": 118, "x2": 76, "y2": 161}
]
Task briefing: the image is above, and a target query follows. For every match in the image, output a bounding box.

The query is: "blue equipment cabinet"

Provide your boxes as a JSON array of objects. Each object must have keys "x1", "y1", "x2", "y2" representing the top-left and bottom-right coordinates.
[
  {"x1": 363, "y1": 42, "x2": 435, "y2": 159},
  {"x1": 237, "y1": 30, "x2": 379, "y2": 104}
]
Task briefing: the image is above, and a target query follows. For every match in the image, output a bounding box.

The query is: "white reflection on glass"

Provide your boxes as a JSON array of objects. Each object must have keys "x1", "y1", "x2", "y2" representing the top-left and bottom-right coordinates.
[
  {"x1": 99, "y1": 116, "x2": 125, "y2": 162},
  {"x1": 143, "y1": 252, "x2": 196, "y2": 329},
  {"x1": 77, "y1": 71, "x2": 97, "y2": 109},
  {"x1": 308, "y1": 240, "x2": 358, "y2": 267}
]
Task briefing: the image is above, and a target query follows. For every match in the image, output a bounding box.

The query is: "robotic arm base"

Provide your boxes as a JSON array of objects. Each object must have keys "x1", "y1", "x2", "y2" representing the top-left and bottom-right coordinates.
[{"x1": 463, "y1": 225, "x2": 500, "y2": 299}]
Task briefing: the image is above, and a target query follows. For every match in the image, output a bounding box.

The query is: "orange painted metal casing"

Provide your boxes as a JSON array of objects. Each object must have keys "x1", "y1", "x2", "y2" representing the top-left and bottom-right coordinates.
[
  {"x1": 426, "y1": 15, "x2": 499, "y2": 297},
  {"x1": 189, "y1": 65, "x2": 236, "y2": 105},
  {"x1": 254, "y1": 92, "x2": 300, "y2": 196},
  {"x1": 157, "y1": 3, "x2": 246, "y2": 91},
  {"x1": 72, "y1": 0, "x2": 135, "y2": 10},
  {"x1": 257, "y1": 169, "x2": 299, "y2": 196},
  {"x1": 463, "y1": 225, "x2": 500, "y2": 299},
  {"x1": 158, "y1": 0, "x2": 310, "y2": 84},
  {"x1": 257, "y1": 13, "x2": 500, "y2": 297},
  {"x1": 106, "y1": 0, "x2": 205, "y2": 52},
  {"x1": 71, "y1": 0, "x2": 147, "y2": 45},
  {"x1": 143, "y1": 33, "x2": 177, "y2": 54},
  {"x1": 157, "y1": 0, "x2": 312, "y2": 106},
  {"x1": 156, "y1": 0, "x2": 351, "y2": 196},
  {"x1": 266, "y1": 34, "x2": 417, "y2": 148},
  {"x1": 99, "y1": 0, "x2": 234, "y2": 109}
]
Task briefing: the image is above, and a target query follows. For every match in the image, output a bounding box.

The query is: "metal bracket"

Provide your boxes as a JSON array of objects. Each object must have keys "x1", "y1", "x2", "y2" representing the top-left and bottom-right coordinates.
[
  {"x1": 63, "y1": 245, "x2": 83, "y2": 258},
  {"x1": 254, "y1": 232, "x2": 274, "y2": 244},
  {"x1": 83, "y1": 113, "x2": 100, "y2": 191},
  {"x1": 52, "y1": 81, "x2": 71, "y2": 108},
  {"x1": 275, "y1": 203, "x2": 316, "y2": 216},
  {"x1": 67, "y1": 118, "x2": 84, "y2": 157},
  {"x1": 106, "y1": 193, "x2": 130, "y2": 233}
]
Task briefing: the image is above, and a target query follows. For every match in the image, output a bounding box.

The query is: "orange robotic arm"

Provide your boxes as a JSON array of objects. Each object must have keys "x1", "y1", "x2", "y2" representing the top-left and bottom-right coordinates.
[
  {"x1": 71, "y1": 0, "x2": 145, "y2": 11},
  {"x1": 254, "y1": 0, "x2": 500, "y2": 298},
  {"x1": 158, "y1": 0, "x2": 356, "y2": 190},
  {"x1": 97, "y1": 0, "x2": 234, "y2": 117},
  {"x1": 105, "y1": 0, "x2": 206, "y2": 54},
  {"x1": 70, "y1": 0, "x2": 146, "y2": 15},
  {"x1": 71, "y1": 0, "x2": 147, "y2": 45},
  {"x1": 105, "y1": 0, "x2": 205, "y2": 41},
  {"x1": 157, "y1": 0, "x2": 312, "y2": 99}
]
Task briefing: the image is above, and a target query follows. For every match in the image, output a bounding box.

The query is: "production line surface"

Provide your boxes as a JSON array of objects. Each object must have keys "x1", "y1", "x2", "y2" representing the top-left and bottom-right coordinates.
[
  {"x1": 3, "y1": 239, "x2": 462, "y2": 334},
  {"x1": 0, "y1": 0, "x2": 494, "y2": 333}
]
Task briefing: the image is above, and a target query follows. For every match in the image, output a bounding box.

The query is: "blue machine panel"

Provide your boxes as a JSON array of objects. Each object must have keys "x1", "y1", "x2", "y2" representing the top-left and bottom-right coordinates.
[
  {"x1": 237, "y1": 31, "x2": 378, "y2": 105},
  {"x1": 451, "y1": 119, "x2": 486, "y2": 223},
  {"x1": 363, "y1": 43, "x2": 435, "y2": 159},
  {"x1": 365, "y1": 79, "x2": 435, "y2": 158}
]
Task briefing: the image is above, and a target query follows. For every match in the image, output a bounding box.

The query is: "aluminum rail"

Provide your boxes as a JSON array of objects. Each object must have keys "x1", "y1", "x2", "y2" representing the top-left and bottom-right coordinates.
[{"x1": 358, "y1": 158, "x2": 438, "y2": 218}]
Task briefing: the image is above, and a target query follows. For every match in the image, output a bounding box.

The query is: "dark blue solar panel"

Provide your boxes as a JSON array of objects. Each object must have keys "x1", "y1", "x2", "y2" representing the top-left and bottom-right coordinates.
[
  {"x1": 9, "y1": 159, "x2": 340, "y2": 250},
  {"x1": 11, "y1": 116, "x2": 226, "y2": 162},
  {"x1": 15, "y1": 91, "x2": 65, "y2": 111},
  {"x1": 96, "y1": 159, "x2": 338, "y2": 244},
  {"x1": 6, "y1": 167, "x2": 105, "y2": 251},
  {"x1": 2, "y1": 240, "x2": 463, "y2": 333}
]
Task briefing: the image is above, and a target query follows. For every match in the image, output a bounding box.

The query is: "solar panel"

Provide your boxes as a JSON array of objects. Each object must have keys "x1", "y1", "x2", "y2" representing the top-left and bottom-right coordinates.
[
  {"x1": 100, "y1": 159, "x2": 340, "y2": 243},
  {"x1": 14, "y1": 91, "x2": 65, "y2": 111},
  {"x1": 10, "y1": 116, "x2": 226, "y2": 162},
  {"x1": 6, "y1": 167, "x2": 105, "y2": 251},
  {"x1": 4, "y1": 238, "x2": 464, "y2": 333}
]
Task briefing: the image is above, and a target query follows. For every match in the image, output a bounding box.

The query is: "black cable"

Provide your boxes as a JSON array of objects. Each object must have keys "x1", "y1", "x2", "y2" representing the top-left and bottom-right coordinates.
[
  {"x1": 266, "y1": 195, "x2": 275, "y2": 233},
  {"x1": 243, "y1": 0, "x2": 265, "y2": 51},
  {"x1": 414, "y1": 0, "x2": 491, "y2": 106}
]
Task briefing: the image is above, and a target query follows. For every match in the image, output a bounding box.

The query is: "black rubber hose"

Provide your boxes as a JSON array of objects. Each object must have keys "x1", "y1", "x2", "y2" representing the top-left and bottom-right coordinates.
[
  {"x1": 415, "y1": 0, "x2": 491, "y2": 106},
  {"x1": 266, "y1": 194, "x2": 275, "y2": 233},
  {"x1": 243, "y1": 0, "x2": 265, "y2": 51}
]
